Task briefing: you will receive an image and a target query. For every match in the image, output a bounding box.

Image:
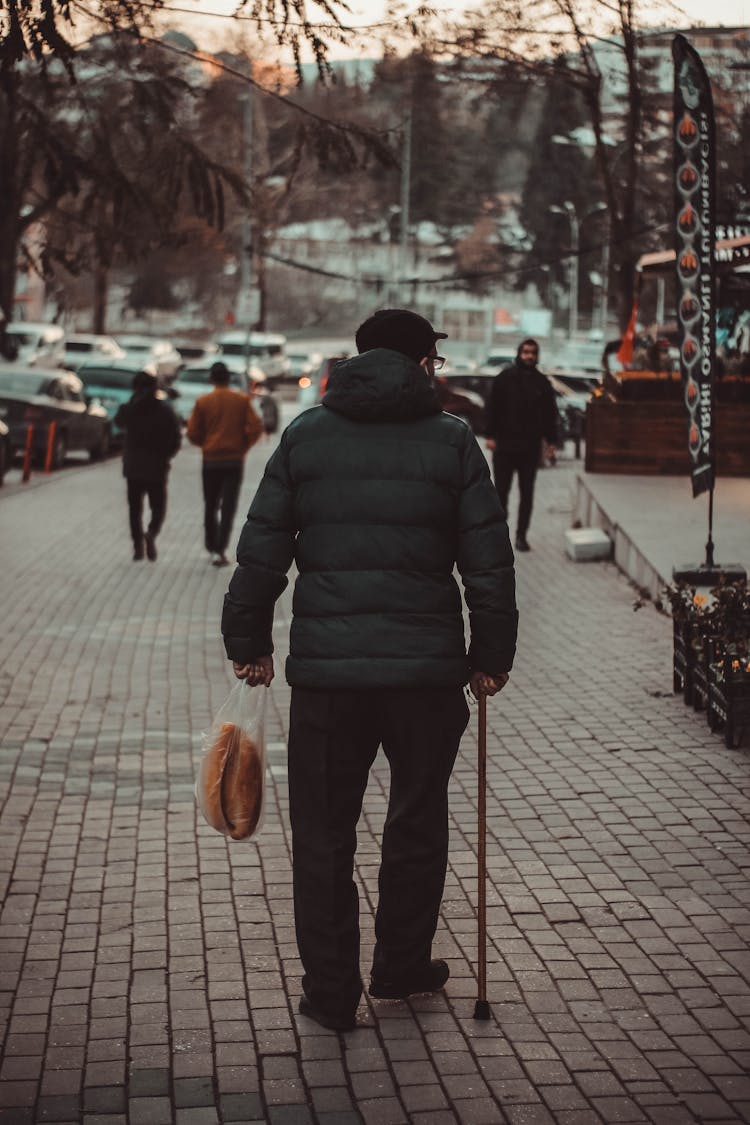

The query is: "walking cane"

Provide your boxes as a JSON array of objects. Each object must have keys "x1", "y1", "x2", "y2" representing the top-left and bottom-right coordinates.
[{"x1": 473, "y1": 690, "x2": 491, "y2": 1020}]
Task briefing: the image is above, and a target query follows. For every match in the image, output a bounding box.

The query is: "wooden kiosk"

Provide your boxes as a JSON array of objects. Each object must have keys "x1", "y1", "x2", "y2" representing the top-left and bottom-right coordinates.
[{"x1": 584, "y1": 236, "x2": 750, "y2": 477}]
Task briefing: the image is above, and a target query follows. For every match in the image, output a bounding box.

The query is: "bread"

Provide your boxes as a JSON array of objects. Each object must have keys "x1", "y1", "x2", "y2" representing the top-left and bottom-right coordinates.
[{"x1": 199, "y1": 721, "x2": 264, "y2": 839}]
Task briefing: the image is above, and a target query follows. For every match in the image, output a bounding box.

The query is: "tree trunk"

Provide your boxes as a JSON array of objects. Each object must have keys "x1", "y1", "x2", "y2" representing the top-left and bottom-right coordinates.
[
  {"x1": 0, "y1": 80, "x2": 21, "y2": 339},
  {"x1": 92, "y1": 261, "x2": 109, "y2": 334}
]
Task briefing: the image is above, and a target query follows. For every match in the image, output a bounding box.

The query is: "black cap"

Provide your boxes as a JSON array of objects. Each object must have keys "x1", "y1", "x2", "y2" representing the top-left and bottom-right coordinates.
[
  {"x1": 355, "y1": 308, "x2": 447, "y2": 364},
  {"x1": 132, "y1": 370, "x2": 158, "y2": 391},
  {"x1": 210, "y1": 362, "x2": 231, "y2": 385}
]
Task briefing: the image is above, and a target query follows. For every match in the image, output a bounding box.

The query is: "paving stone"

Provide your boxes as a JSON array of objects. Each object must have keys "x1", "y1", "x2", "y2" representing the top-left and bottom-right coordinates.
[{"x1": 1, "y1": 443, "x2": 750, "y2": 1125}]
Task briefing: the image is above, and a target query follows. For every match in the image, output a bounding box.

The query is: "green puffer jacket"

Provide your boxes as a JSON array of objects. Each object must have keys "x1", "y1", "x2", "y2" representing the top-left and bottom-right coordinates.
[{"x1": 222, "y1": 348, "x2": 517, "y2": 688}]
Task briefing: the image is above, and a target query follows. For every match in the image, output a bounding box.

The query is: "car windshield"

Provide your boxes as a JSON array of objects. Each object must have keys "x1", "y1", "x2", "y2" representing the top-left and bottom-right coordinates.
[
  {"x1": 7, "y1": 331, "x2": 38, "y2": 347},
  {"x1": 0, "y1": 370, "x2": 49, "y2": 394},
  {"x1": 122, "y1": 344, "x2": 150, "y2": 352},
  {"x1": 66, "y1": 342, "x2": 94, "y2": 353},
  {"x1": 79, "y1": 368, "x2": 136, "y2": 390},
  {"x1": 221, "y1": 343, "x2": 274, "y2": 358},
  {"x1": 179, "y1": 368, "x2": 243, "y2": 386},
  {"x1": 178, "y1": 369, "x2": 214, "y2": 384}
]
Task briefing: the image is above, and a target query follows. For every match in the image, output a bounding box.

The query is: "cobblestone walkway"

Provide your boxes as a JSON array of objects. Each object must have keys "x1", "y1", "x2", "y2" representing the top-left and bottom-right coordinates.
[{"x1": 1, "y1": 422, "x2": 748, "y2": 1124}]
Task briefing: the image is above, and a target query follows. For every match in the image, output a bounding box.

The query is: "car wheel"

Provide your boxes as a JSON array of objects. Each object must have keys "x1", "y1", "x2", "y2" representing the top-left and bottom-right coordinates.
[
  {"x1": 52, "y1": 432, "x2": 68, "y2": 470},
  {"x1": 90, "y1": 426, "x2": 111, "y2": 461},
  {"x1": 0, "y1": 440, "x2": 7, "y2": 485},
  {"x1": 259, "y1": 396, "x2": 279, "y2": 434}
]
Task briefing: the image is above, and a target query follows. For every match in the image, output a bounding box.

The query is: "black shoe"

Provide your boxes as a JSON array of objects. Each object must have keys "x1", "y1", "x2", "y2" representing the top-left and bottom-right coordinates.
[
  {"x1": 369, "y1": 959, "x2": 450, "y2": 1000},
  {"x1": 144, "y1": 532, "x2": 157, "y2": 561},
  {"x1": 515, "y1": 535, "x2": 530, "y2": 552},
  {"x1": 133, "y1": 539, "x2": 144, "y2": 561},
  {"x1": 212, "y1": 553, "x2": 230, "y2": 567},
  {"x1": 298, "y1": 996, "x2": 357, "y2": 1031}
]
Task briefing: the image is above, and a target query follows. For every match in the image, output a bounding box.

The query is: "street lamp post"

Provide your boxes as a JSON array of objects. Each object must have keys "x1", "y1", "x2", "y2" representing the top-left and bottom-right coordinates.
[
  {"x1": 549, "y1": 200, "x2": 608, "y2": 338},
  {"x1": 549, "y1": 201, "x2": 579, "y2": 338}
]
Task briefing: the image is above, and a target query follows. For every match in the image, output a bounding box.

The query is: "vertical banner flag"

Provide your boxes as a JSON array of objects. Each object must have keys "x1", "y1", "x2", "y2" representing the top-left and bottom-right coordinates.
[{"x1": 673, "y1": 34, "x2": 716, "y2": 498}]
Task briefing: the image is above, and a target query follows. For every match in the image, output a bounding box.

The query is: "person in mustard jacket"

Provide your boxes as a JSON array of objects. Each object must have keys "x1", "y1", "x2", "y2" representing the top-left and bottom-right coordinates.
[{"x1": 187, "y1": 362, "x2": 264, "y2": 566}]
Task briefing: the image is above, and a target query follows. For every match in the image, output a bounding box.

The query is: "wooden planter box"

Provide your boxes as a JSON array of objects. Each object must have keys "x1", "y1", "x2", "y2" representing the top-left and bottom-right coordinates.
[{"x1": 585, "y1": 399, "x2": 750, "y2": 476}]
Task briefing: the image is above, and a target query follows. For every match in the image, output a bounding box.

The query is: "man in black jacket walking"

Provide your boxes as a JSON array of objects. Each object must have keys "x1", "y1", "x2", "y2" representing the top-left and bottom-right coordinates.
[
  {"x1": 222, "y1": 309, "x2": 518, "y2": 1031},
  {"x1": 114, "y1": 371, "x2": 181, "y2": 561},
  {"x1": 485, "y1": 339, "x2": 558, "y2": 552}
]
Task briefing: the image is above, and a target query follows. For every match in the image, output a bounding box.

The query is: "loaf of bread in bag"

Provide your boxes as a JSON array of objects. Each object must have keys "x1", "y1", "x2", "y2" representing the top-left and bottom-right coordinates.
[{"x1": 200, "y1": 722, "x2": 264, "y2": 839}]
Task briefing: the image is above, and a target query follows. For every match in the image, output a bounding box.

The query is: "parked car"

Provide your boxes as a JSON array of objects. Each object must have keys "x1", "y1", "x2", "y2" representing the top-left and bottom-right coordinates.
[
  {"x1": 441, "y1": 357, "x2": 478, "y2": 377},
  {"x1": 115, "y1": 334, "x2": 183, "y2": 383},
  {"x1": 174, "y1": 358, "x2": 280, "y2": 434},
  {"x1": 0, "y1": 419, "x2": 11, "y2": 484},
  {"x1": 483, "y1": 349, "x2": 516, "y2": 370},
  {"x1": 0, "y1": 365, "x2": 111, "y2": 468},
  {"x1": 438, "y1": 366, "x2": 590, "y2": 446},
  {"x1": 286, "y1": 347, "x2": 323, "y2": 390},
  {"x1": 63, "y1": 334, "x2": 126, "y2": 371},
  {"x1": 173, "y1": 361, "x2": 248, "y2": 424},
  {"x1": 547, "y1": 373, "x2": 591, "y2": 445},
  {"x1": 434, "y1": 377, "x2": 487, "y2": 433},
  {"x1": 215, "y1": 331, "x2": 289, "y2": 387},
  {"x1": 173, "y1": 339, "x2": 219, "y2": 364},
  {"x1": 5, "y1": 322, "x2": 65, "y2": 368},
  {"x1": 77, "y1": 360, "x2": 159, "y2": 439}
]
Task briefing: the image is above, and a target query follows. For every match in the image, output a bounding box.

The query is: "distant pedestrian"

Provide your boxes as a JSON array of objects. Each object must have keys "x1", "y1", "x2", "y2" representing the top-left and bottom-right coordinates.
[
  {"x1": 485, "y1": 338, "x2": 558, "y2": 552},
  {"x1": 187, "y1": 362, "x2": 264, "y2": 567},
  {"x1": 114, "y1": 371, "x2": 182, "y2": 562},
  {"x1": 222, "y1": 308, "x2": 517, "y2": 1031}
]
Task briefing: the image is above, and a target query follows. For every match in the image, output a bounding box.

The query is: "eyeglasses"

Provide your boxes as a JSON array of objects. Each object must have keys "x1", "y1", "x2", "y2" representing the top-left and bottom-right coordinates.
[{"x1": 428, "y1": 355, "x2": 446, "y2": 372}]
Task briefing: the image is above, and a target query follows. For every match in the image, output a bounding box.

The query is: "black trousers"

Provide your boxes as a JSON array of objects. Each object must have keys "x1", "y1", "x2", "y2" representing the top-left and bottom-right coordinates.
[
  {"x1": 492, "y1": 446, "x2": 540, "y2": 537},
  {"x1": 127, "y1": 479, "x2": 166, "y2": 545},
  {"x1": 288, "y1": 686, "x2": 469, "y2": 1019},
  {"x1": 202, "y1": 463, "x2": 243, "y2": 554}
]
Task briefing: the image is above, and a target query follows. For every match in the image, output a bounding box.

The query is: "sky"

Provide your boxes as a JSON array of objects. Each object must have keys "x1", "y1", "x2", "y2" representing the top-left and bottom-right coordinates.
[{"x1": 159, "y1": 0, "x2": 750, "y2": 61}]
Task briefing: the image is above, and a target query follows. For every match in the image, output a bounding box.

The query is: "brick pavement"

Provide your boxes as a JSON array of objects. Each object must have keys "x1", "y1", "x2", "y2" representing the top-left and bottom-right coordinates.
[{"x1": 0, "y1": 418, "x2": 748, "y2": 1125}]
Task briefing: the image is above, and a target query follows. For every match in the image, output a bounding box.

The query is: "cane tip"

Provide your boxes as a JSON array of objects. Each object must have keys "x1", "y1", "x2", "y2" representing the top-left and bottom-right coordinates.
[{"x1": 473, "y1": 999, "x2": 491, "y2": 1020}]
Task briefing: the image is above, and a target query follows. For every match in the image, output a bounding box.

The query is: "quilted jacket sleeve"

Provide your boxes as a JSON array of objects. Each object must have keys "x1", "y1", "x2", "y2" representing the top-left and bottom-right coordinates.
[
  {"x1": 221, "y1": 433, "x2": 296, "y2": 663},
  {"x1": 456, "y1": 430, "x2": 518, "y2": 673}
]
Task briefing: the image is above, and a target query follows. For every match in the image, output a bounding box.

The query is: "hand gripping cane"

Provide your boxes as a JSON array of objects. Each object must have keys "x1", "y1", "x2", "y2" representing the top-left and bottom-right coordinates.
[{"x1": 473, "y1": 690, "x2": 491, "y2": 1020}]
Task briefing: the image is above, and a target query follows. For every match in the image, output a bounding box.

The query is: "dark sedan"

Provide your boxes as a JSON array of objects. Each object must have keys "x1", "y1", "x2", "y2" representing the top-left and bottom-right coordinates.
[{"x1": 0, "y1": 365, "x2": 111, "y2": 468}]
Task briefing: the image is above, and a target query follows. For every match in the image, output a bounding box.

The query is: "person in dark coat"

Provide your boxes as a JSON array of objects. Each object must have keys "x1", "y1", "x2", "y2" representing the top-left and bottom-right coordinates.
[
  {"x1": 485, "y1": 339, "x2": 559, "y2": 552},
  {"x1": 221, "y1": 308, "x2": 518, "y2": 1031},
  {"x1": 114, "y1": 371, "x2": 181, "y2": 561}
]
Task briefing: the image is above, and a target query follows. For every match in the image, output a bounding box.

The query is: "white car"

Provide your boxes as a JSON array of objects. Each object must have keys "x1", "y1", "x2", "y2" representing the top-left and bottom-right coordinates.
[
  {"x1": 115, "y1": 334, "x2": 183, "y2": 383},
  {"x1": 64, "y1": 334, "x2": 126, "y2": 371},
  {"x1": 174, "y1": 358, "x2": 280, "y2": 433},
  {"x1": 173, "y1": 361, "x2": 248, "y2": 423},
  {"x1": 5, "y1": 322, "x2": 65, "y2": 368},
  {"x1": 216, "y1": 330, "x2": 289, "y2": 385}
]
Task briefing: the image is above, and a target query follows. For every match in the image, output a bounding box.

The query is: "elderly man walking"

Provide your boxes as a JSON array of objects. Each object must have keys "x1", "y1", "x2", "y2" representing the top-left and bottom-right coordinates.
[{"x1": 221, "y1": 309, "x2": 518, "y2": 1031}]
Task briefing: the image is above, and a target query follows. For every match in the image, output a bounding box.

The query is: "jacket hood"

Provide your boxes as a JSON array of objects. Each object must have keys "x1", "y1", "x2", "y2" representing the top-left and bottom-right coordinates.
[
  {"x1": 128, "y1": 388, "x2": 160, "y2": 413},
  {"x1": 322, "y1": 348, "x2": 441, "y2": 422}
]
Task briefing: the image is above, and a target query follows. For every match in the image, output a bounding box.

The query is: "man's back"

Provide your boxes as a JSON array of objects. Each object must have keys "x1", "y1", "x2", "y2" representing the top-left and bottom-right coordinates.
[
  {"x1": 223, "y1": 348, "x2": 517, "y2": 688},
  {"x1": 187, "y1": 386, "x2": 262, "y2": 462}
]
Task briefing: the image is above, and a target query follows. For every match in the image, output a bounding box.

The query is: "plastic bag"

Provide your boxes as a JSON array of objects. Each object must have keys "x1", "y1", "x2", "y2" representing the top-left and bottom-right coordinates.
[{"x1": 196, "y1": 680, "x2": 267, "y2": 840}]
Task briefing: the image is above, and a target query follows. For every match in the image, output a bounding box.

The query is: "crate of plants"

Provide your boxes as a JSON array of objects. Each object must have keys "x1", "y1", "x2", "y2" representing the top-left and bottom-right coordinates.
[
  {"x1": 707, "y1": 652, "x2": 750, "y2": 748},
  {"x1": 666, "y1": 585, "x2": 710, "y2": 706},
  {"x1": 703, "y1": 583, "x2": 750, "y2": 749}
]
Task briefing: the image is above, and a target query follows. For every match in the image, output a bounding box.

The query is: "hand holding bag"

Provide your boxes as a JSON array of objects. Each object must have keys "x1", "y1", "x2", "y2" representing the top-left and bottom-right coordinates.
[{"x1": 197, "y1": 680, "x2": 267, "y2": 840}]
